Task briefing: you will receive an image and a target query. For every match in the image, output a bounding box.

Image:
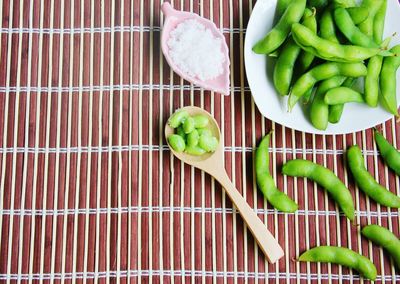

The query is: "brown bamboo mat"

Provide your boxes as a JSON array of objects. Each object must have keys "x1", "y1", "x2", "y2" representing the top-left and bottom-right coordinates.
[{"x1": 0, "y1": 0, "x2": 399, "y2": 282}]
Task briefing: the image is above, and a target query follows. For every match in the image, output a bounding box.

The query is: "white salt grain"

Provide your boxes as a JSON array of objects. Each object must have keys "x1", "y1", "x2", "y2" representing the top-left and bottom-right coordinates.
[{"x1": 167, "y1": 19, "x2": 225, "y2": 81}]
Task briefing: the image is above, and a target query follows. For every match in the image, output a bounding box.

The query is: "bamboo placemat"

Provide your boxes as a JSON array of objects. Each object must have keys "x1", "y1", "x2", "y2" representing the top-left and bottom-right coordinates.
[{"x1": 0, "y1": 0, "x2": 399, "y2": 282}]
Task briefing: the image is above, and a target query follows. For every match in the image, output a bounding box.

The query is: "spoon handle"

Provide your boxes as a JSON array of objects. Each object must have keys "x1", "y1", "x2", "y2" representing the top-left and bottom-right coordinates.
[{"x1": 215, "y1": 171, "x2": 285, "y2": 263}]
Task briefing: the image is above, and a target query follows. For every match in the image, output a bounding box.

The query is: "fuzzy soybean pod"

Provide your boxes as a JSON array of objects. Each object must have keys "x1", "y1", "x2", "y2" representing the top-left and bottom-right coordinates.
[
  {"x1": 288, "y1": 62, "x2": 367, "y2": 111},
  {"x1": 320, "y1": 8, "x2": 339, "y2": 43},
  {"x1": 380, "y1": 44, "x2": 400, "y2": 116},
  {"x1": 310, "y1": 76, "x2": 347, "y2": 130},
  {"x1": 324, "y1": 87, "x2": 364, "y2": 105},
  {"x1": 276, "y1": 0, "x2": 292, "y2": 18},
  {"x1": 253, "y1": 0, "x2": 306, "y2": 54},
  {"x1": 298, "y1": 8, "x2": 317, "y2": 72},
  {"x1": 291, "y1": 24, "x2": 390, "y2": 63},
  {"x1": 255, "y1": 133, "x2": 298, "y2": 212},
  {"x1": 282, "y1": 159, "x2": 355, "y2": 220},
  {"x1": 333, "y1": 7, "x2": 379, "y2": 48},
  {"x1": 358, "y1": 0, "x2": 383, "y2": 38},
  {"x1": 298, "y1": 246, "x2": 377, "y2": 280},
  {"x1": 374, "y1": 130, "x2": 400, "y2": 176},
  {"x1": 328, "y1": 77, "x2": 355, "y2": 123},
  {"x1": 373, "y1": 0, "x2": 387, "y2": 44},
  {"x1": 362, "y1": 225, "x2": 400, "y2": 269},
  {"x1": 347, "y1": 145, "x2": 400, "y2": 208},
  {"x1": 273, "y1": 8, "x2": 315, "y2": 96},
  {"x1": 346, "y1": 7, "x2": 369, "y2": 25},
  {"x1": 365, "y1": 55, "x2": 384, "y2": 107}
]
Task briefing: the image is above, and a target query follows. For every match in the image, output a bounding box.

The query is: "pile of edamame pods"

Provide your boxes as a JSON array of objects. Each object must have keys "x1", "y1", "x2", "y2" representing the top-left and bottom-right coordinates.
[
  {"x1": 255, "y1": 130, "x2": 400, "y2": 280},
  {"x1": 253, "y1": 0, "x2": 400, "y2": 130}
]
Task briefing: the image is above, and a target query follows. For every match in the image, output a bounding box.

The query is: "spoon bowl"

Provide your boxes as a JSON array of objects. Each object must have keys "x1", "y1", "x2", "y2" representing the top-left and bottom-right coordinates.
[
  {"x1": 165, "y1": 106, "x2": 284, "y2": 263},
  {"x1": 161, "y1": 2, "x2": 230, "y2": 95}
]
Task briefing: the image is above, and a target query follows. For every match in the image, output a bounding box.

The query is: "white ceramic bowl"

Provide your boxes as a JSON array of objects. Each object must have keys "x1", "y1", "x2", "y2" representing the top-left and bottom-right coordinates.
[{"x1": 245, "y1": 0, "x2": 400, "y2": 134}]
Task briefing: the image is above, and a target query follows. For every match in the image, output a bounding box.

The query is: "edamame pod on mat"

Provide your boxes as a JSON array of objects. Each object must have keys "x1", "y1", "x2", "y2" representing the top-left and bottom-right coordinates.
[
  {"x1": 282, "y1": 159, "x2": 355, "y2": 220},
  {"x1": 299, "y1": 246, "x2": 377, "y2": 280},
  {"x1": 291, "y1": 23, "x2": 392, "y2": 63},
  {"x1": 347, "y1": 145, "x2": 400, "y2": 208},
  {"x1": 255, "y1": 132, "x2": 298, "y2": 212},
  {"x1": 253, "y1": 0, "x2": 306, "y2": 54},
  {"x1": 362, "y1": 224, "x2": 400, "y2": 269},
  {"x1": 374, "y1": 129, "x2": 400, "y2": 176}
]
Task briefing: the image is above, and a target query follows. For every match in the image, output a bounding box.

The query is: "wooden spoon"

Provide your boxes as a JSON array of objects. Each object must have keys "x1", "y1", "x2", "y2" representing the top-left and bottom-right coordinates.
[{"x1": 165, "y1": 106, "x2": 284, "y2": 263}]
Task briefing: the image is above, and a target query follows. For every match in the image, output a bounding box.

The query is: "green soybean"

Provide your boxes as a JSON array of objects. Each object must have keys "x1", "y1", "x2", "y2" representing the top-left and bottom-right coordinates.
[
  {"x1": 253, "y1": 0, "x2": 306, "y2": 54},
  {"x1": 168, "y1": 134, "x2": 186, "y2": 153},
  {"x1": 291, "y1": 23, "x2": 391, "y2": 63},
  {"x1": 298, "y1": 246, "x2": 377, "y2": 281},
  {"x1": 373, "y1": 0, "x2": 387, "y2": 44},
  {"x1": 197, "y1": 128, "x2": 212, "y2": 137},
  {"x1": 380, "y1": 44, "x2": 400, "y2": 116},
  {"x1": 182, "y1": 117, "x2": 195, "y2": 134},
  {"x1": 334, "y1": 7, "x2": 379, "y2": 48},
  {"x1": 255, "y1": 133, "x2": 298, "y2": 212},
  {"x1": 358, "y1": 0, "x2": 383, "y2": 38},
  {"x1": 362, "y1": 224, "x2": 400, "y2": 269},
  {"x1": 168, "y1": 109, "x2": 189, "y2": 128},
  {"x1": 276, "y1": 0, "x2": 292, "y2": 18},
  {"x1": 198, "y1": 135, "x2": 219, "y2": 152},
  {"x1": 346, "y1": 6, "x2": 369, "y2": 25},
  {"x1": 333, "y1": 0, "x2": 356, "y2": 8},
  {"x1": 310, "y1": 76, "x2": 347, "y2": 130},
  {"x1": 298, "y1": 8, "x2": 317, "y2": 72},
  {"x1": 324, "y1": 87, "x2": 364, "y2": 105},
  {"x1": 192, "y1": 115, "x2": 209, "y2": 128},
  {"x1": 328, "y1": 77, "x2": 356, "y2": 124},
  {"x1": 347, "y1": 145, "x2": 400, "y2": 208},
  {"x1": 282, "y1": 159, "x2": 355, "y2": 220},
  {"x1": 320, "y1": 8, "x2": 339, "y2": 43},
  {"x1": 176, "y1": 125, "x2": 186, "y2": 139},
  {"x1": 187, "y1": 129, "x2": 199, "y2": 147},
  {"x1": 365, "y1": 55, "x2": 384, "y2": 107},
  {"x1": 185, "y1": 145, "x2": 206, "y2": 156},
  {"x1": 374, "y1": 129, "x2": 400, "y2": 176},
  {"x1": 288, "y1": 62, "x2": 367, "y2": 111}
]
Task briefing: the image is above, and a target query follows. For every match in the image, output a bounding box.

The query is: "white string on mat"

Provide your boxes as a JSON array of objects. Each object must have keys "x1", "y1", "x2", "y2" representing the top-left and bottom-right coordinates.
[
  {"x1": 0, "y1": 26, "x2": 245, "y2": 34},
  {"x1": 0, "y1": 270, "x2": 399, "y2": 281},
  {"x1": 0, "y1": 206, "x2": 398, "y2": 218}
]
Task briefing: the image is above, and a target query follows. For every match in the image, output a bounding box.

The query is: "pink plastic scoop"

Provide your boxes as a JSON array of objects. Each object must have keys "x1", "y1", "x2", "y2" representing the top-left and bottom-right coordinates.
[{"x1": 161, "y1": 2, "x2": 230, "y2": 95}]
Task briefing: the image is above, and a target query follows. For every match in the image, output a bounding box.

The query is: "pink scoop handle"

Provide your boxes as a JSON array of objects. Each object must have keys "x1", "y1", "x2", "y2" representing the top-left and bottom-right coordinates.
[{"x1": 161, "y1": 2, "x2": 231, "y2": 95}]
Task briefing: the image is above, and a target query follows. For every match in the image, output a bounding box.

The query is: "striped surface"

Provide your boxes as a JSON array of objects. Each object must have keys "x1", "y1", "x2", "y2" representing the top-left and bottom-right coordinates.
[{"x1": 0, "y1": 0, "x2": 399, "y2": 282}]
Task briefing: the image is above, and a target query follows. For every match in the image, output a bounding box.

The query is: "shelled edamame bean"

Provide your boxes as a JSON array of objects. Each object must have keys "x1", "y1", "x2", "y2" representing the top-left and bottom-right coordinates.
[{"x1": 167, "y1": 110, "x2": 219, "y2": 155}]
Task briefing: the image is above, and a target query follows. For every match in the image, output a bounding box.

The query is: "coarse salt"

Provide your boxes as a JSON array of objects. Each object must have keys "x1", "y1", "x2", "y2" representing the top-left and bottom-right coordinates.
[{"x1": 167, "y1": 19, "x2": 225, "y2": 81}]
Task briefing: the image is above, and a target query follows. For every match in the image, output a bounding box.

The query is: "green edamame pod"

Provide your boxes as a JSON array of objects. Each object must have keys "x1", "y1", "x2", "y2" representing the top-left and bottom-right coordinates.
[
  {"x1": 288, "y1": 62, "x2": 367, "y2": 111},
  {"x1": 328, "y1": 78, "x2": 355, "y2": 124},
  {"x1": 362, "y1": 224, "x2": 400, "y2": 269},
  {"x1": 182, "y1": 117, "x2": 195, "y2": 134},
  {"x1": 253, "y1": 0, "x2": 306, "y2": 54},
  {"x1": 320, "y1": 8, "x2": 339, "y2": 43},
  {"x1": 276, "y1": 0, "x2": 292, "y2": 18},
  {"x1": 346, "y1": 7, "x2": 369, "y2": 25},
  {"x1": 291, "y1": 23, "x2": 392, "y2": 63},
  {"x1": 310, "y1": 76, "x2": 347, "y2": 130},
  {"x1": 365, "y1": 55, "x2": 383, "y2": 107},
  {"x1": 347, "y1": 145, "x2": 400, "y2": 208},
  {"x1": 273, "y1": 38, "x2": 302, "y2": 96},
  {"x1": 373, "y1": 0, "x2": 387, "y2": 44},
  {"x1": 256, "y1": 133, "x2": 298, "y2": 212},
  {"x1": 307, "y1": 0, "x2": 328, "y2": 9},
  {"x1": 333, "y1": 0, "x2": 356, "y2": 8},
  {"x1": 299, "y1": 246, "x2": 377, "y2": 280},
  {"x1": 334, "y1": 7, "x2": 379, "y2": 48},
  {"x1": 187, "y1": 129, "x2": 199, "y2": 147},
  {"x1": 192, "y1": 115, "x2": 209, "y2": 128},
  {"x1": 324, "y1": 87, "x2": 364, "y2": 105},
  {"x1": 374, "y1": 130, "x2": 400, "y2": 176},
  {"x1": 198, "y1": 135, "x2": 218, "y2": 152},
  {"x1": 358, "y1": 0, "x2": 383, "y2": 38},
  {"x1": 273, "y1": 8, "x2": 315, "y2": 96},
  {"x1": 168, "y1": 109, "x2": 189, "y2": 128},
  {"x1": 168, "y1": 134, "x2": 186, "y2": 153},
  {"x1": 298, "y1": 8, "x2": 317, "y2": 72},
  {"x1": 282, "y1": 159, "x2": 355, "y2": 220},
  {"x1": 380, "y1": 44, "x2": 400, "y2": 116}
]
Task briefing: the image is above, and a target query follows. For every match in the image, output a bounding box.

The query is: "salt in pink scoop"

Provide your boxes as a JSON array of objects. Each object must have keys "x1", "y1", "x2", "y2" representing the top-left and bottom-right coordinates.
[{"x1": 161, "y1": 2, "x2": 230, "y2": 95}]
